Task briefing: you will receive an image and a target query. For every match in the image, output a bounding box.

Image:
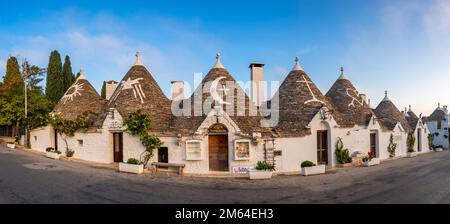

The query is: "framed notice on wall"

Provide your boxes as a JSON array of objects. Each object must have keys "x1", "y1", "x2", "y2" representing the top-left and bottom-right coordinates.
[
  {"x1": 186, "y1": 140, "x2": 202, "y2": 161},
  {"x1": 234, "y1": 140, "x2": 251, "y2": 160}
]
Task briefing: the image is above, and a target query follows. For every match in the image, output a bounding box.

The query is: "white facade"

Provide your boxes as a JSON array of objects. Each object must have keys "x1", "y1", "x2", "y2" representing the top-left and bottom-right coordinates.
[{"x1": 426, "y1": 107, "x2": 449, "y2": 149}]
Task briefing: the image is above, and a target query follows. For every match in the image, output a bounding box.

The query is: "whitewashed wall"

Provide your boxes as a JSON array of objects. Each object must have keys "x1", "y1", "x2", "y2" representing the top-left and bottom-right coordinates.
[{"x1": 30, "y1": 125, "x2": 54, "y2": 152}]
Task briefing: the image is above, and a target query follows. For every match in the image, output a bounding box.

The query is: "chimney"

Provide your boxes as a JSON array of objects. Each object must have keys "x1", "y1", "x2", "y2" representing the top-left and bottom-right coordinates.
[
  {"x1": 250, "y1": 63, "x2": 265, "y2": 107},
  {"x1": 105, "y1": 80, "x2": 118, "y2": 100},
  {"x1": 171, "y1": 80, "x2": 185, "y2": 101}
]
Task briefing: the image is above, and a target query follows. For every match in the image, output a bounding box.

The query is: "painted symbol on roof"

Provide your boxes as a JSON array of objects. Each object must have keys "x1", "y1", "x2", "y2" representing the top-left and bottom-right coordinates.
[
  {"x1": 296, "y1": 75, "x2": 325, "y2": 105},
  {"x1": 346, "y1": 88, "x2": 364, "y2": 108},
  {"x1": 111, "y1": 77, "x2": 146, "y2": 104},
  {"x1": 61, "y1": 82, "x2": 84, "y2": 104},
  {"x1": 210, "y1": 76, "x2": 231, "y2": 105}
]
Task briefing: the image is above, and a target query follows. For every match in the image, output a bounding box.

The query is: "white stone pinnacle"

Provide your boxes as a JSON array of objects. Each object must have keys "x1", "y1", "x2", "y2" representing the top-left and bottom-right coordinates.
[
  {"x1": 213, "y1": 52, "x2": 225, "y2": 69},
  {"x1": 338, "y1": 67, "x2": 348, "y2": 80},
  {"x1": 135, "y1": 50, "x2": 143, "y2": 66},
  {"x1": 382, "y1": 90, "x2": 390, "y2": 102},
  {"x1": 77, "y1": 68, "x2": 86, "y2": 80},
  {"x1": 292, "y1": 56, "x2": 303, "y2": 71}
]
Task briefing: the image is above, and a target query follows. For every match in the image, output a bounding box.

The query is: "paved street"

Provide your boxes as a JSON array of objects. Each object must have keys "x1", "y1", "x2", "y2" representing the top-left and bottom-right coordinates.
[{"x1": 1, "y1": 146, "x2": 450, "y2": 204}]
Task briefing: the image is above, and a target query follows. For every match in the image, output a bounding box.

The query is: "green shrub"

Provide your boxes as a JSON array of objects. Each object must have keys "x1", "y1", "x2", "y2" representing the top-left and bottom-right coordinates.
[
  {"x1": 301, "y1": 160, "x2": 316, "y2": 168},
  {"x1": 428, "y1": 134, "x2": 434, "y2": 150},
  {"x1": 335, "y1": 138, "x2": 352, "y2": 164},
  {"x1": 407, "y1": 132, "x2": 416, "y2": 153},
  {"x1": 387, "y1": 134, "x2": 397, "y2": 157},
  {"x1": 255, "y1": 161, "x2": 275, "y2": 171},
  {"x1": 127, "y1": 158, "x2": 140, "y2": 165}
]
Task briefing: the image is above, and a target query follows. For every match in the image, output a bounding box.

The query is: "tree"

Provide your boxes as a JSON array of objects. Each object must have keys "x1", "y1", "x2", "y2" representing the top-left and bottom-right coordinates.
[
  {"x1": 123, "y1": 110, "x2": 163, "y2": 168},
  {"x1": 0, "y1": 58, "x2": 53, "y2": 139},
  {"x1": 49, "y1": 111, "x2": 98, "y2": 157},
  {"x1": 387, "y1": 134, "x2": 397, "y2": 157},
  {"x1": 101, "y1": 81, "x2": 106, "y2": 99},
  {"x1": 407, "y1": 132, "x2": 416, "y2": 153},
  {"x1": 62, "y1": 55, "x2": 75, "y2": 91},
  {"x1": 46, "y1": 50, "x2": 64, "y2": 103},
  {"x1": 1, "y1": 57, "x2": 23, "y2": 96}
]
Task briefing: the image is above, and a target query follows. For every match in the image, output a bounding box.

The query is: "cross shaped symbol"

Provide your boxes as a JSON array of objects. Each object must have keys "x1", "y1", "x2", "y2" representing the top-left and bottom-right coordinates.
[
  {"x1": 218, "y1": 84, "x2": 230, "y2": 96},
  {"x1": 296, "y1": 75, "x2": 325, "y2": 105}
]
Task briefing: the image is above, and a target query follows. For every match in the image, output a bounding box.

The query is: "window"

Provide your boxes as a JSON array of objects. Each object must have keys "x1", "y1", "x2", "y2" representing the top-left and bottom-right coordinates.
[
  {"x1": 234, "y1": 140, "x2": 251, "y2": 160},
  {"x1": 186, "y1": 140, "x2": 202, "y2": 160},
  {"x1": 438, "y1": 120, "x2": 442, "y2": 130},
  {"x1": 34, "y1": 136, "x2": 37, "y2": 142},
  {"x1": 77, "y1": 140, "x2": 84, "y2": 147}
]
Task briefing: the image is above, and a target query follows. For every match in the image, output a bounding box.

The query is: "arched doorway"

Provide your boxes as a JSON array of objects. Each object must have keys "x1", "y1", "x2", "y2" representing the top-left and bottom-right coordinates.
[{"x1": 208, "y1": 124, "x2": 229, "y2": 171}]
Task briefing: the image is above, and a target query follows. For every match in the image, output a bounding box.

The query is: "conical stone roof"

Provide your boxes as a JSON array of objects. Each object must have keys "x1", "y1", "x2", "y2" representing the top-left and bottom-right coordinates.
[
  {"x1": 325, "y1": 68, "x2": 373, "y2": 128},
  {"x1": 374, "y1": 93, "x2": 412, "y2": 132},
  {"x1": 273, "y1": 58, "x2": 342, "y2": 137},
  {"x1": 173, "y1": 54, "x2": 263, "y2": 135},
  {"x1": 53, "y1": 74, "x2": 106, "y2": 121},
  {"x1": 107, "y1": 64, "x2": 173, "y2": 135}
]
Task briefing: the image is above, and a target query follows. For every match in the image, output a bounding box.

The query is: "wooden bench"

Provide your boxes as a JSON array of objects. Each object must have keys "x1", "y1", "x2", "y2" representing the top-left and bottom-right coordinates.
[{"x1": 151, "y1": 162, "x2": 186, "y2": 175}]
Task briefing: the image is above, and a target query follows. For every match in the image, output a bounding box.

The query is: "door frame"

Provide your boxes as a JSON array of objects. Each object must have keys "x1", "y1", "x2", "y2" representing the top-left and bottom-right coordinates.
[
  {"x1": 112, "y1": 132, "x2": 124, "y2": 163},
  {"x1": 208, "y1": 133, "x2": 230, "y2": 172},
  {"x1": 317, "y1": 130, "x2": 329, "y2": 165},
  {"x1": 54, "y1": 128, "x2": 58, "y2": 151},
  {"x1": 417, "y1": 128, "x2": 422, "y2": 152},
  {"x1": 158, "y1": 147, "x2": 169, "y2": 163},
  {"x1": 370, "y1": 131, "x2": 378, "y2": 157}
]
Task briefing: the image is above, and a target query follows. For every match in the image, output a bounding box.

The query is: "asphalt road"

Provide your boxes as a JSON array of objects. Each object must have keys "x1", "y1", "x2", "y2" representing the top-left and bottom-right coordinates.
[{"x1": 1, "y1": 146, "x2": 450, "y2": 204}]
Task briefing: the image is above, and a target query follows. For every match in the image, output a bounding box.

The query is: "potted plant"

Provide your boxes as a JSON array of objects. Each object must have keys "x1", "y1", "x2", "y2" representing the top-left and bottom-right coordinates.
[
  {"x1": 119, "y1": 158, "x2": 144, "y2": 174},
  {"x1": 45, "y1": 147, "x2": 62, "y2": 160},
  {"x1": 434, "y1": 145, "x2": 444, "y2": 152},
  {"x1": 387, "y1": 134, "x2": 397, "y2": 158},
  {"x1": 6, "y1": 141, "x2": 15, "y2": 149},
  {"x1": 301, "y1": 160, "x2": 326, "y2": 176},
  {"x1": 335, "y1": 138, "x2": 352, "y2": 168},
  {"x1": 65, "y1": 150, "x2": 75, "y2": 160},
  {"x1": 406, "y1": 132, "x2": 417, "y2": 158},
  {"x1": 362, "y1": 151, "x2": 380, "y2": 167},
  {"x1": 249, "y1": 161, "x2": 275, "y2": 180}
]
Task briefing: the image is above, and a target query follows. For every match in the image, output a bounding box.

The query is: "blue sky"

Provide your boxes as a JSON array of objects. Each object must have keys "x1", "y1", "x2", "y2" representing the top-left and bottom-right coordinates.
[{"x1": 1, "y1": 0, "x2": 450, "y2": 115}]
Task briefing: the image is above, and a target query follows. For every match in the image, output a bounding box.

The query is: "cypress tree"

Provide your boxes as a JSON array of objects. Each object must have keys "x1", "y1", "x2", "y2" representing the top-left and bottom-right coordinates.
[
  {"x1": 101, "y1": 81, "x2": 106, "y2": 99},
  {"x1": 62, "y1": 55, "x2": 75, "y2": 91},
  {"x1": 2, "y1": 56, "x2": 23, "y2": 95},
  {"x1": 45, "y1": 50, "x2": 64, "y2": 103}
]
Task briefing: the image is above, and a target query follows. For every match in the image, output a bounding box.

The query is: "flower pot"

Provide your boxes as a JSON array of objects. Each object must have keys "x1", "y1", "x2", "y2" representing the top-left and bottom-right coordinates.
[
  {"x1": 363, "y1": 158, "x2": 380, "y2": 167},
  {"x1": 248, "y1": 169, "x2": 273, "y2": 179},
  {"x1": 407, "y1": 152, "x2": 417, "y2": 158},
  {"x1": 301, "y1": 165, "x2": 326, "y2": 176},
  {"x1": 6, "y1": 143, "x2": 15, "y2": 149},
  {"x1": 46, "y1": 151, "x2": 61, "y2": 160},
  {"x1": 119, "y1": 163, "x2": 144, "y2": 174}
]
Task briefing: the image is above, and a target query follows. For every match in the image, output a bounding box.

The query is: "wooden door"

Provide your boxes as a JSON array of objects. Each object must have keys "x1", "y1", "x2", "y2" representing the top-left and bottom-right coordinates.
[
  {"x1": 370, "y1": 133, "x2": 377, "y2": 157},
  {"x1": 158, "y1": 147, "x2": 169, "y2": 163},
  {"x1": 317, "y1": 131, "x2": 328, "y2": 165},
  {"x1": 54, "y1": 129, "x2": 58, "y2": 151},
  {"x1": 417, "y1": 129, "x2": 422, "y2": 152},
  {"x1": 113, "y1": 133, "x2": 123, "y2": 163},
  {"x1": 209, "y1": 135, "x2": 229, "y2": 171}
]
